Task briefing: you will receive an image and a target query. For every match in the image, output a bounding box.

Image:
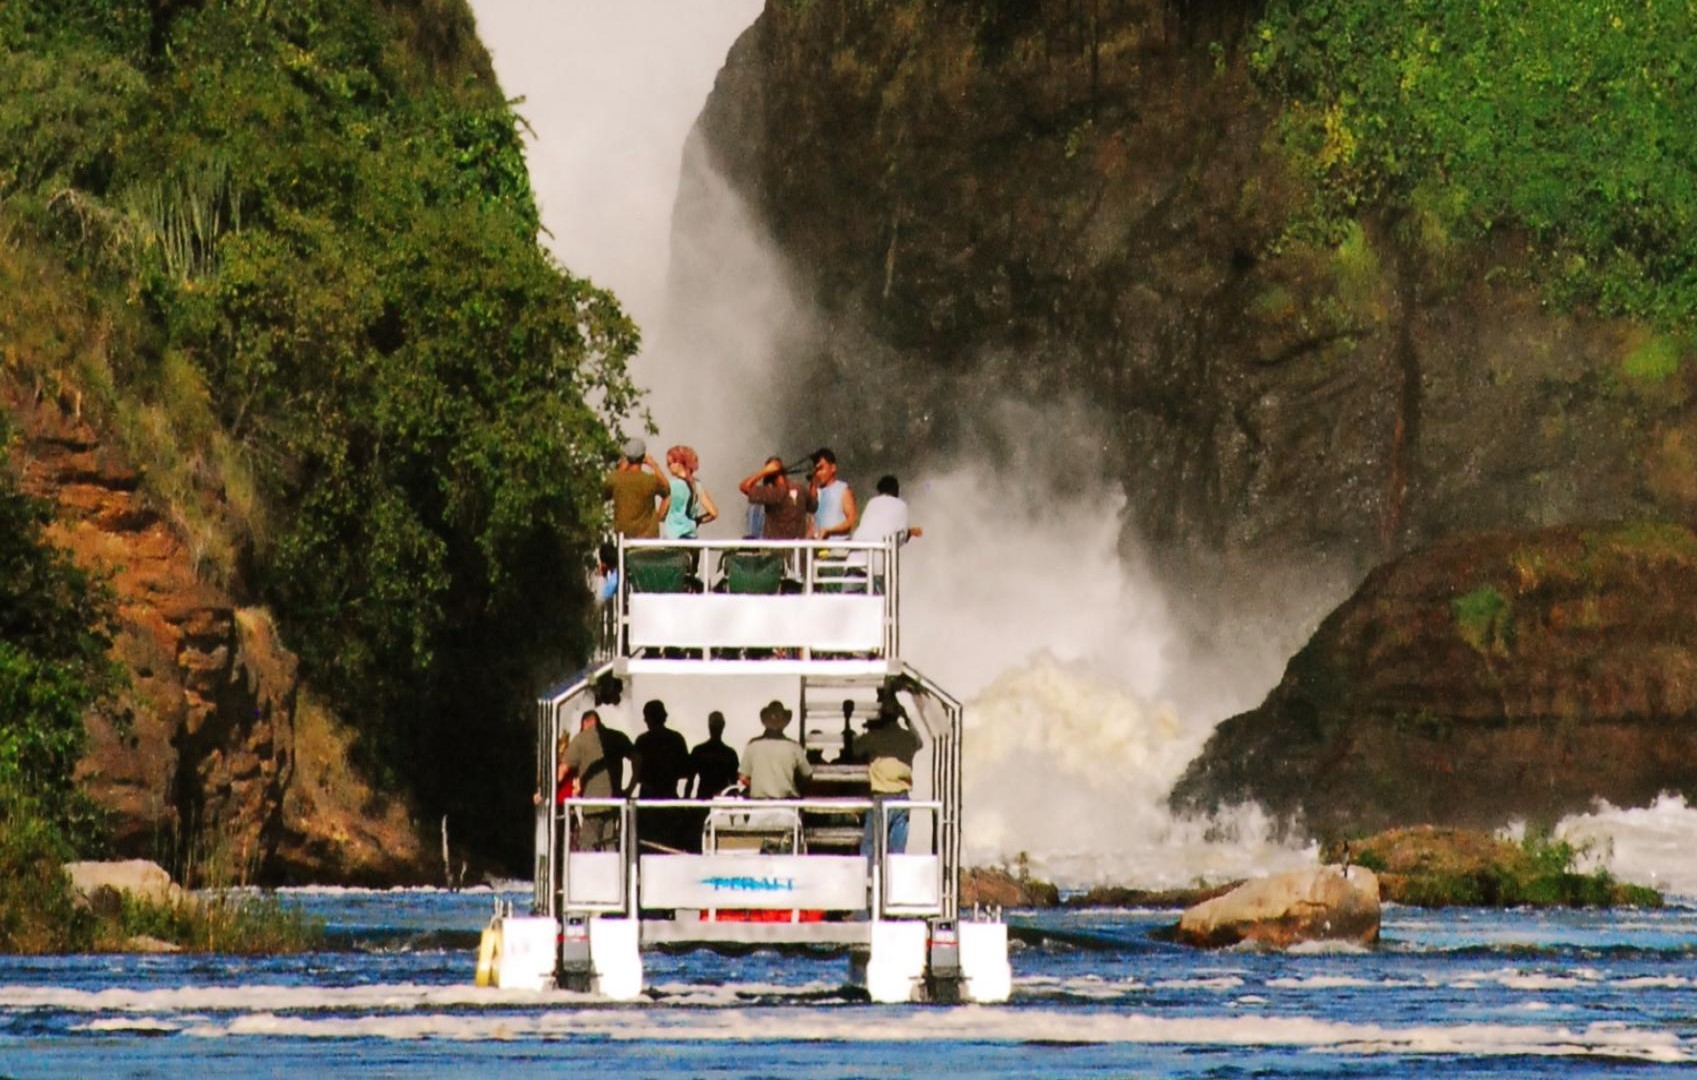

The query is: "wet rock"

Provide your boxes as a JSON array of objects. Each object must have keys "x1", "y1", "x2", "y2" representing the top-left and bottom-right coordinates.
[
  {"x1": 961, "y1": 867, "x2": 1060, "y2": 909},
  {"x1": 1334, "y1": 826, "x2": 1661, "y2": 908},
  {"x1": 1172, "y1": 524, "x2": 1697, "y2": 837},
  {"x1": 1067, "y1": 882, "x2": 1242, "y2": 909},
  {"x1": 1176, "y1": 866, "x2": 1380, "y2": 949}
]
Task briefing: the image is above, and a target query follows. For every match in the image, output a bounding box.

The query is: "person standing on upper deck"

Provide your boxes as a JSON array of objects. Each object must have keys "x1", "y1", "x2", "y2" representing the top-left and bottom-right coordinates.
[
  {"x1": 852, "y1": 475, "x2": 923, "y2": 546},
  {"x1": 661, "y1": 444, "x2": 717, "y2": 540},
  {"x1": 738, "y1": 456, "x2": 815, "y2": 541},
  {"x1": 740, "y1": 700, "x2": 813, "y2": 799},
  {"x1": 808, "y1": 448, "x2": 857, "y2": 540},
  {"x1": 604, "y1": 437, "x2": 670, "y2": 538}
]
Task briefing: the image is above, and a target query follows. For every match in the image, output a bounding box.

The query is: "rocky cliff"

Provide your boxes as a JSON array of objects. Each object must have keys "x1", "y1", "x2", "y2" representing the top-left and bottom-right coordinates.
[
  {"x1": 7, "y1": 387, "x2": 427, "y2": 885},
  {"x1": 686, "y1": 1, "x2": 1696, "y2": 624},
  {"x1": 1170, "y1": 523, "x2": 1697, "y2": 837}
]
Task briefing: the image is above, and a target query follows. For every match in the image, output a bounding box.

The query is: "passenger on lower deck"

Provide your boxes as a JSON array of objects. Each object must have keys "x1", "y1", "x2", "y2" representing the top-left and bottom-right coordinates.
[
  {"x1": 855, "y1": 690, "x2": 923, "y2": 855},
  {"x1": 561, "y1": 709, "x2": 620, "y2": 852},
  {"x1": 689, "y1": 711, "x2": 740, "y2": 798},
  {"x1": 740, "y1": 700, "x2": 813, "y2": 799}
]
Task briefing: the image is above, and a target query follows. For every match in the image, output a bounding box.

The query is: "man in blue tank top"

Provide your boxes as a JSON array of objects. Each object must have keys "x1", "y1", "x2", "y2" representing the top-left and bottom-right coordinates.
[{"x1": 808, "y1": 447, "x2": 857, "y2": 539}]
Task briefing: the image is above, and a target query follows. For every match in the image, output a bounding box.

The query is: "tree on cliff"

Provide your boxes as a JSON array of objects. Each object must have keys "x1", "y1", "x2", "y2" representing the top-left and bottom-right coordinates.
[{"x1": 0, "y1": 0, "x2": 638, "y2": 864}]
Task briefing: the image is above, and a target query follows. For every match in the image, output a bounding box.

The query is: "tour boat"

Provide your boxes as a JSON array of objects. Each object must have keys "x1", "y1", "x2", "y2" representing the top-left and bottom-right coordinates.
[{"x1": 477, "y1": 536, "x2": 1011, "y2": 1004}]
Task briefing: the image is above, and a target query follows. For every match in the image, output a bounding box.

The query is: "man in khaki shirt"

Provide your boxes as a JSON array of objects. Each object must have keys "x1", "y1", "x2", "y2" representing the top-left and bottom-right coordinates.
[
  {"x1": 740, "y1": 700, "x2": 812, "y2": 799},
  {"x1": 855, "y1": 692, "x2": 922, "y2": 855}
]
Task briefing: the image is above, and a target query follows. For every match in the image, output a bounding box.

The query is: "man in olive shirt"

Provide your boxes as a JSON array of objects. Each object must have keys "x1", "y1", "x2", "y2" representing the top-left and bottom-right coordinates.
[
  {"x1": 562, "y1": 709, "x2": 628, "y2": 851},
  {"x1": 604, "y1": 437, "x2": 670, "y2": 538}
]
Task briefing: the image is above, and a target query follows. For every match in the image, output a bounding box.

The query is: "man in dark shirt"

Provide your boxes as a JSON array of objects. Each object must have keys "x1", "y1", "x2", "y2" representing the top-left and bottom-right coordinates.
[
  {"x1": 688, "y1": 711, "x2": 740, "y2": 798},
  {"x1": 632, "y1": 700, "x2": 690, "y2": 797},
  {"x1": 632, "y1": 699, "x2": 690, "y2": 852},
  {"x1": 739, "y1": 455, "x2": 816, "y2": 540}
]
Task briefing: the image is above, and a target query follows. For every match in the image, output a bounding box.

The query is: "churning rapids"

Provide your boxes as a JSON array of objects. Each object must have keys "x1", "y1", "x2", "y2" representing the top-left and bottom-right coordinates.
[{"x1": 8, "y1": 881, "x2": 1697, "y2": 1075}]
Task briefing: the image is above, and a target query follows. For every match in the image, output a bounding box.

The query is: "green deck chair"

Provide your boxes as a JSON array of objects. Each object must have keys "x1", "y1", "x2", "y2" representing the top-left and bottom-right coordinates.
[
  {"x1": 625, "y1": 548, "x2": 693, "y2": 593},
  {"x1": 723, "y1": 550, "x2": 785, "y2": 594}
]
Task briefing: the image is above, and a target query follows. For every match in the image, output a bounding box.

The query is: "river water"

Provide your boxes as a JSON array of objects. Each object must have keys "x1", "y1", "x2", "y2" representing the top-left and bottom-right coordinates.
[{"x1": 4, "y1": 887, "x2": 1697, "y2": 1075}]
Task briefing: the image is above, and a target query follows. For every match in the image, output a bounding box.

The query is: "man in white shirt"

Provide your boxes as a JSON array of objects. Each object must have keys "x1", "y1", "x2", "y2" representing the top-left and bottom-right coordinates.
[{"x1": 849, "y1": 475, "x2": 921, "y2": 589}]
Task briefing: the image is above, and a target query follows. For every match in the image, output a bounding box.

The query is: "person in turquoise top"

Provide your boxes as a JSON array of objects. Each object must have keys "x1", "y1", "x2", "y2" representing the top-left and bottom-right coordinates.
[
  {"x1": 662, "y1": 444, "x2": 718, "y2": 539},
  {"x1": 808, "y1": 447, "x2": 857, "y2": 539}
]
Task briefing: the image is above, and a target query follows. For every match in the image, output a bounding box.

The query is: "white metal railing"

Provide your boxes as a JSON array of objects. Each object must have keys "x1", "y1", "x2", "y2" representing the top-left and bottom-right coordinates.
[
  {"x1": 554, "y1": 796, "x2": 948, "y2": 920},
  {"x1": 604, "y1": 538, "x2": 900, "y2": 661}
]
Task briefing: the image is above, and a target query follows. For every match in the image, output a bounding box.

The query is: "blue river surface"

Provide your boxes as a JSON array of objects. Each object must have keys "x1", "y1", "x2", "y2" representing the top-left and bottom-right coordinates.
[{"x1": 5, "y1": 889, "x2": 1697, "y2": 1077}]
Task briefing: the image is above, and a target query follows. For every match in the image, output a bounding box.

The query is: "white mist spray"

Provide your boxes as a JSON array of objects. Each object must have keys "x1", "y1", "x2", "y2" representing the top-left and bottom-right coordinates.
[{"x1": 476, "y1": 0, "x2": 1313, "y2": 888}]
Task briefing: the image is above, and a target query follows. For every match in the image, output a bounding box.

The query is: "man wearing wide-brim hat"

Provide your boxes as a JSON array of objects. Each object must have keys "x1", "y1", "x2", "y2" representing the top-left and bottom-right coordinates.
[{"x1": 739, "y1": 699, "x2": 813, "y2": 799}]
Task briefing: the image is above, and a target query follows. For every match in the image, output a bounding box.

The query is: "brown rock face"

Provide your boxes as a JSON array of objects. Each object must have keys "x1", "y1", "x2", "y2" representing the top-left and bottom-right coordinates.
[
  {"x1": 1176, "y1": 866, "x2": 1380, "y2": 949},
  {"x1": 960, "y1": 866, "x2": 1060, "y2": 909},
  {"x1": 7, "y1": 389, "x2": 427, "y2": 885},
  {"x1": 1171, "y1": 524, "x2": 1697, "y2": 837},
  {"x1": 685, "y1": 2, "x2": 1696, "y2": 632}
]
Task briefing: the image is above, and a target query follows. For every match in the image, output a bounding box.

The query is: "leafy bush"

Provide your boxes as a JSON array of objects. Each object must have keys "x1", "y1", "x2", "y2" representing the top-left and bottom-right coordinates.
[{"x1": 1255, "y1": 0, "x2": 1697, "y2": 330}]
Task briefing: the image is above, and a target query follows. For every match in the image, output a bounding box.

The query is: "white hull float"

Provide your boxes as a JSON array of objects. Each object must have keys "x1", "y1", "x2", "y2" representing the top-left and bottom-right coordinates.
[{"x1": 480, "y1": 537, "x2": 1011, "y2": 1004}]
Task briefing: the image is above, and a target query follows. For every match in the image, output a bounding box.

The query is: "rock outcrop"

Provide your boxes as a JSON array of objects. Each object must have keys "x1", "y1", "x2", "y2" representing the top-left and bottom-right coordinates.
[
  {"x1": 6, "y1": 389, "x2": 427, "y2": 884},
  {"x1": 686, "y1": 1, "x2": 1697, "y2": 634},
  {"x1": 1176, "y1": 865, "x2": 1380, "y2": 949},
  {"x1": 1329, "y1": 826, "x2": 1660, "y2": 908},
  {"x1": 961, "y1": 867, "x2": 1061, "y2": 909},
  {"x1": 1171, "y1": 524, "x2": 1697, "y2": 837}
]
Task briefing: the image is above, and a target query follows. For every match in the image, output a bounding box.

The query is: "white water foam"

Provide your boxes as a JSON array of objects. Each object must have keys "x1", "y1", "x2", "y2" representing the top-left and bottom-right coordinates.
[
  {"x1": 107, "y1": 1006, "x2": 1691, "y2": 1063},
  {"x1": 1556, "y1": 793, "x2": 1697, "y2": 900}
]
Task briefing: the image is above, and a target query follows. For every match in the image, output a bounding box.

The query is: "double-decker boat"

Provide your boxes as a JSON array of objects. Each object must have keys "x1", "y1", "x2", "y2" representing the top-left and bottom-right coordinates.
[{"x1": 477, "y1": 536, "x2": 1011, "y2": 1004}]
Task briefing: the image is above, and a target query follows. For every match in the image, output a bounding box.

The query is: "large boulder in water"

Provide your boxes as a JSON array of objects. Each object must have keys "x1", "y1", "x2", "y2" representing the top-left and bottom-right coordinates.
[
  {"x1": 1176, "y1": 866, "x2": 1380, "y2": 949},
  {"x1": 1171, "y1": 524, "x2": 1697, "y2": 838}
]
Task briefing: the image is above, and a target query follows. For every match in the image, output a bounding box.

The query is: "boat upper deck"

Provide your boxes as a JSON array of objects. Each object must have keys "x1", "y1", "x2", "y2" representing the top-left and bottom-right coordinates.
[{"x1": 600, "y1": 537, "x2": 904, "y2": 674}]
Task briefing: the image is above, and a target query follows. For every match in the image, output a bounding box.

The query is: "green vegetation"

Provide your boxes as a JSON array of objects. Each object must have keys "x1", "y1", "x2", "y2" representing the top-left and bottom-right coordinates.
[
  {"x1": 1254, "y1": 0, "x2": 1697, "y2": 331},
  {"x1": 0, "y1": 416, "x2": 121, "y2": 949},
  {"x1": 1623, "y1": 335, "x2": 1683, "y2": 384},
  {"x1": 1327, "y1": 828, "x2": 1661, "y2": 909},
  {"x1": 1452, "y1": 584, "x2": 1513, "y2": 656},
  {"x1": 108, "y1": 891, "x2": 323, "y2": 954},
  {"x1": 0, "y1": 1, "x2": 639, "y2": 863}
]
